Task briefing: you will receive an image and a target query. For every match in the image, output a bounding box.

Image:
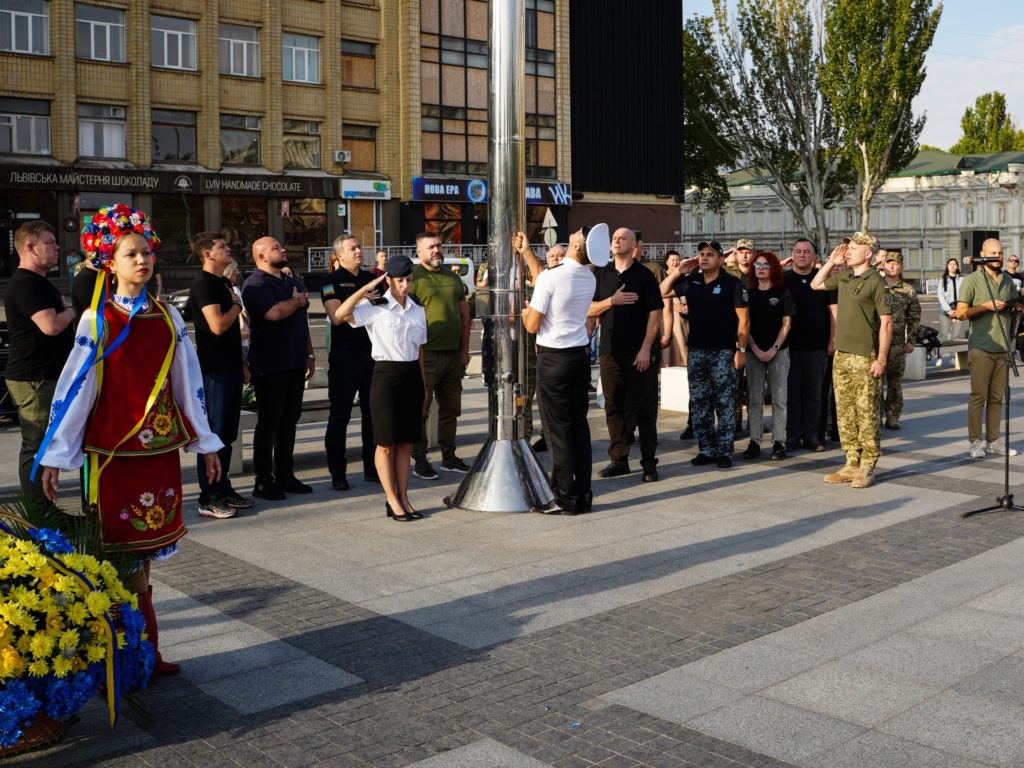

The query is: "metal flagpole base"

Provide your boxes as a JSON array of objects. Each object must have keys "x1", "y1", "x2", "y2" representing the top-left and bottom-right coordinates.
[{"x1": 444, "y1": 438, "x2": 555, "y2": 513}]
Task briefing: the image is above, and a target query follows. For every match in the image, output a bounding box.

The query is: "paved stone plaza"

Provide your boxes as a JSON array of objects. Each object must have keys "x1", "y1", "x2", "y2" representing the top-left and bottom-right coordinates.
[{"x1": 6, "y1": 367, "x2": 1024, "y2": 768}]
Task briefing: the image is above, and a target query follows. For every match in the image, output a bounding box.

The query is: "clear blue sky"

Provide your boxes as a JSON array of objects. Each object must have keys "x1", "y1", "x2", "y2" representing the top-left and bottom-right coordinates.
[{"x1": 682, "y1": 0, "x2": 1024, "y2": 150}]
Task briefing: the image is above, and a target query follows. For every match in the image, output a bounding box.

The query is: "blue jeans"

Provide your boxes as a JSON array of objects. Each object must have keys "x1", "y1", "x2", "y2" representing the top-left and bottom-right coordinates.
[{"x1": 196, "y1": 370, "x2": 243, "y2": 503}]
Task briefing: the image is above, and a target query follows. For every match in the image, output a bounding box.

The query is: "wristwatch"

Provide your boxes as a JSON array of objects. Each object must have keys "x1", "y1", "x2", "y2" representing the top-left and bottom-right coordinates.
[
  {"x1": 772, "y1": 343, "x2": 780, "y2": 351},
  {"x1": 736, "y1": 346, "x2": 747, "y2": 353}
]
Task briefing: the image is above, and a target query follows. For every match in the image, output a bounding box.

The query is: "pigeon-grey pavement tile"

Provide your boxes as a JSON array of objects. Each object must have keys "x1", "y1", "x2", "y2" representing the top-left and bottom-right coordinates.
[
  {"x1": 676, "y1": 639, "x2": 825, "y2": 693},
  {"x1": 603, "y1": 670, "x2": 747, "y2": 723},
  {"x1": 907, "y1": 606, "x2": 1024, "y2": 653},
  {"x1": 407, "y1": 738, "x2": 553, "y2": 767},
  {"x1": 846, "y1": 630, "x2": 1007, "y2": 686},
  {"x1": 954, "y1": 655, "x2": 1024, "y2": 709},
  {"x1": 803, "y1": 730, "x2": 992, "y2": 768}
]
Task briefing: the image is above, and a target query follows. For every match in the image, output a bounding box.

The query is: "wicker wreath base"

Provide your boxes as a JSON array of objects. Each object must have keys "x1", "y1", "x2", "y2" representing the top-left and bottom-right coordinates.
[{"x1": 0, "y1": 715, "x2": 66, "y2": 758}]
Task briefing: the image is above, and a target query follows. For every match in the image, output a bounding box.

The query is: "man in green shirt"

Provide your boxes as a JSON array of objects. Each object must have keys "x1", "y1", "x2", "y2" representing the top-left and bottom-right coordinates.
[
  {"x1": 811, "y1": 231, "x2": 892, "y2": 489},
  {"x1": 956, "y1": 238, "x2": 1023, "y2": 459},
  {"x1": 409, "y1": 232, "x2": 472, "y2": 479}
]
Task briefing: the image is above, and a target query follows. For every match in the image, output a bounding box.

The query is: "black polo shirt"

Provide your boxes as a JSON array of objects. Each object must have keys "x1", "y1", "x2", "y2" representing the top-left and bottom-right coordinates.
[
  {"x1": 4, "y1": 269, "x2": 74, "y2": 381},
  {"x1": 783, "y1": 268, "x2": 836, "y2": 351},
  {"x1": 592, "y1": 261, "x2": 663, "y2": 357},
  {"x1": 674, "y1": 270, "x2": 748, "y2": 351},
  {"x1": 189, "y1": 271, "x2": 244, "y2": 374},
  {"x1": 241, "y1": 270, "x2": 309, "y2": 375},
  {"x1": 320, "y1": 267, "x2": 374, "y2": 356}
]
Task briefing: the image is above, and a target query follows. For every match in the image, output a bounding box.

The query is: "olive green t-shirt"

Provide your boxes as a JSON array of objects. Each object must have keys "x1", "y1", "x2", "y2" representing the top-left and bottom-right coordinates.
[
  {"x1": 825, "y1": 269, "x2": 891, "y2": 358},
  {"x1": 409, "y1": 263, "x2": 465, "y2": 351},
  {"x1": 959, "y1": 268, "x2": 1017, "y2": 353}
]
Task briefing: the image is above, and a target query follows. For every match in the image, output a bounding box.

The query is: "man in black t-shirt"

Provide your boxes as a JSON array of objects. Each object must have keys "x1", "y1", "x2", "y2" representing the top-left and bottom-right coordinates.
[
  {"x1": 660, "y1": 240, "x2": 749, "y2": 468},
  {"x1": 321, "y1": 235, "x2": 378, "y2": 491},
  {"x1": 187, "y1": 232, "x2": 251, "y2": 518},
  {"x1": 4, "y1": 221, "x2": 75, "y2": 501},
  {"x1": 590, "y1": 228, "x2": 664, "y2": 482},
  {"x1": 782, "y1": 239, "x2": 836, "y2": 452}
]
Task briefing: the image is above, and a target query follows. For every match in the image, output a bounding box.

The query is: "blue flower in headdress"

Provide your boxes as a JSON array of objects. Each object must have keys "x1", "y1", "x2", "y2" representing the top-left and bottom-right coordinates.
[{"x1": 196, "y1": 387, "x2": 207, "y2": 415}]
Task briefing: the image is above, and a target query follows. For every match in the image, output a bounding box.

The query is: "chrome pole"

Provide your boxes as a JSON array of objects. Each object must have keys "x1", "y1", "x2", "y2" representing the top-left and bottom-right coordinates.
[{"x1": 444, "y1": 0, "x2": 555, "y2": 513}]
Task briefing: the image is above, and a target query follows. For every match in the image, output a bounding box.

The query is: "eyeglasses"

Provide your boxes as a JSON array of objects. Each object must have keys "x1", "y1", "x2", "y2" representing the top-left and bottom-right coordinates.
[{"x1": 753, "y1": 262, "x2": 771, "y2": 269}]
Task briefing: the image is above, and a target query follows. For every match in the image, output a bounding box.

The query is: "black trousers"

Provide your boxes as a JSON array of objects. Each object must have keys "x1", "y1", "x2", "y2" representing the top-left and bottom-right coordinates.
[
  {"x1": 325, "y1": 351, "x2": 374, "y2": 480},
  {"x1": 251, "y1": 368, "x2": 305, "y2": 483},
  {"x1": 599, "y1": 353, "x2": 658, "y2": 467},
  {"x1": 537, "y1": 345, "x2": 592, "y2": 506},
  {"x1": 786, "y1": 348, "x2": 828, "y2": 445}
]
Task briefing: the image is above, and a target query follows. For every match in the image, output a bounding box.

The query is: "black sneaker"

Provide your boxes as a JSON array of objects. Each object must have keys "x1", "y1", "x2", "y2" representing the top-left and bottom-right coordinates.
[
  {"x1": 717, "y1": 455, "x2": 733, "y2": 468},
  {"x1": 413, "y1": 461, "x2": 439, "y2": 481},
  {"x1": 198, "y1": 498, "x2": 236, "y2": 519},
  {"x1": 220, "y1": 490, "x2": 254, "y2": 509},
  {"x1": 279, "y1": 476, "x2": 313, "y2": 494},
  {"x1": 770, "y1": 441, "x2": 787, "y2": 460},
  {"x1": 742, "y1": 441, "x2": 761, "y2": 460},
  {"x1": 598, "y1": 460, "x2": 630, "y2": 478},
  {"x1": 332, "y1": 477, "x2": 350, "y2": 491},
  {"x1": 440, "y1": 457, "x2": 471, "y2": 473},
  {"x1": 690, "y1": 453, "x2": 716, "y2": 466},
  {"x1": 252, "y1": 480, "x2": 285, "y2": 501}
]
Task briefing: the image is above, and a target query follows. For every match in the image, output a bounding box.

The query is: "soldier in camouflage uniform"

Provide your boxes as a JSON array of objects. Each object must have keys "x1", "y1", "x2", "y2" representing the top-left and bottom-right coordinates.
[
  {"x1": 881, "y1": 252, "x2": 921, "y2": 430},
  {"x1": 811, "y1": 231, "x2": 893, "y2": 489}
]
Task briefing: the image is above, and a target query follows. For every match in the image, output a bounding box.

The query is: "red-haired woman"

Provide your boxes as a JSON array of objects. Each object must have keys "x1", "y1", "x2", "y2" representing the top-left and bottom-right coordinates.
[{"x1": 742, "y1": 251, "x2": 795, "y2": 460}]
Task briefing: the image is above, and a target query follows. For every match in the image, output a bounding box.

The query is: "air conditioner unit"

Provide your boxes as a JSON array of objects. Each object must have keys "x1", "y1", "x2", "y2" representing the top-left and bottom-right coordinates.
[
  {"x1": 333, "y1": 150, "x2": 352, "y2": 163},
  {"x1": 110, "y1": 107, "x2": 126, "y2": 118}
]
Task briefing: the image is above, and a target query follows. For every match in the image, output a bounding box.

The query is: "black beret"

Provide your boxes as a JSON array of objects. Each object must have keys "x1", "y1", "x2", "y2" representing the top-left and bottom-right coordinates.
[{"x1": 386, "y1": 254, "x2": 413, "y2": 277}]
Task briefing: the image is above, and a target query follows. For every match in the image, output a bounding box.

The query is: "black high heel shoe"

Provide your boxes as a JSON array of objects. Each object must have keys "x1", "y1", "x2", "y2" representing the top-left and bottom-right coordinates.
[
  {"x1": 405, "y1": 505, "x2": 424, "y2": 520},
  {"x1": 386, "y1": 501, "x2": 412, "y2": 522}
]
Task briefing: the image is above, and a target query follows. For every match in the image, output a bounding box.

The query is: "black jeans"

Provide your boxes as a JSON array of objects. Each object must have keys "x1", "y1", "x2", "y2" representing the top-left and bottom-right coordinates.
[
  {"x1": 196, "y1": 370, "x2": 243, "y2": 503},
  {"x1": 251, "y1": 368, "x2": 305, "y2": 483},
  {"x1": 325, "y1": 351, "x2": 374, "y2": 480},
  {"x1": 537, "y1": 345, "x2": 592, "y2": 506},
  {"x1": 786, "y1": 348, "x2": 828, "y2": 445},
  {"x1": 599, "y1": 353, "x2": 658, "y2": 467}
]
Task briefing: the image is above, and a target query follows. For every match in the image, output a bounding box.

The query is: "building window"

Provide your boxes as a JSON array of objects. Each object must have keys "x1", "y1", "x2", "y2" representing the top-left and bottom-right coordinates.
[
  {"x1": 283, "y1": 33, "x2": 319, "y2": 84},
  {"x1": 341, "y1": 39, "x2": 375, "y2": 88},
  {"x1": 78, "y1": 103, "x2": 126, "y2": 158},
  {"x1": 75, "y1": 4, "x2": 124, "y2": 62},
  {"x1": 0, "y1": 97, "x2": 50, "y2": 155},
  {"x1": 219, "y1": 23, "x2": 259, "y2": 77},
  {"x1": 440, "y1": 36, "x2": 487, "y2": 69},
  {"x1": 0, "y1": 0, "x2": 48, "y2": 55},
  {"x1": 220, "y1": 114, "x2": 261, "y2": 166},
  {"x1": 525, "y1": 114, "x2": 556, "y2": 179},
  {"x1": 151, "y1": 15, "x2": 196, "y2": 70},
  {"x1": 152, "y1": 109, "x2": 196, "y2": 163},
  {"x1": 342, "y1": 123, "x2": 376, "y2": 170},
  {"x1": 283, "y1": 119, "x2": 320, "y2": 169}
]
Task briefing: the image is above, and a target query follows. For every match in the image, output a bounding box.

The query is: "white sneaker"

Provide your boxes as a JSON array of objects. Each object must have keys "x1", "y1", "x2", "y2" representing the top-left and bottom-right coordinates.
[
  {"x1": 934, "y1": 358, "x2": 943, "y2": 368},
  {"x1": 969, "y1": 440, "x2": 986, "y2": 459},
  {"x1": 986, "y1": 441, "x2": 1018, "y2": 456}
]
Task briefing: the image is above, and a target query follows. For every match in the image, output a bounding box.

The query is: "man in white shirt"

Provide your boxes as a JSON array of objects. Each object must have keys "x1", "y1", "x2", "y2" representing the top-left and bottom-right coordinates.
[{"x1": 518, "y1": 230, "x2": 596, "y2": 514}]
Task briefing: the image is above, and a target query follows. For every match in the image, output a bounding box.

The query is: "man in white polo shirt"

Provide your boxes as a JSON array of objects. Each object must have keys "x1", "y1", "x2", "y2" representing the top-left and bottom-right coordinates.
[{"x1": 516, "y1": 229, "x2": 598, "y2": 514}]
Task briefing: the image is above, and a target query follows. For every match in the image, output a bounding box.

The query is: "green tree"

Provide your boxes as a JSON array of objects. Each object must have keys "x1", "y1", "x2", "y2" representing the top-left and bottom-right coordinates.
[
  {"x1": 683, "y1": 17, "x2": 736, "y2": 210},
  {"x1": 949, "y1": 92, "x2": 1021, "y2": 154},
  {"x1": 821, "y1": 0, "x2": 941, "y2": 232},
  {"x1": 701, "y1": 0, "x2": 853, "y2": 249}
]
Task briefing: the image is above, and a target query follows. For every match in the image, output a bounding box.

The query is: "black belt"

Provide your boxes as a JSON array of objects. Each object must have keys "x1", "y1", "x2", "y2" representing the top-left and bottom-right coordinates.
[{"x1": 536, "y1": 344, "x2": 589, "y2": 353}]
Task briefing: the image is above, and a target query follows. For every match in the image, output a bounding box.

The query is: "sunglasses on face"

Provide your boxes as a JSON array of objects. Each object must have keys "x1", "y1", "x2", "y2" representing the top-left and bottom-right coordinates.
[{"x1": 753, "y1": 262, "x2": 771, "y2": 269}]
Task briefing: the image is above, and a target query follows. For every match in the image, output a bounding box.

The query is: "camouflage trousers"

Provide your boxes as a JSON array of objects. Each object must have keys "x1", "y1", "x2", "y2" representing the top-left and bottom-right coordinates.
[
  {"x1": 882, "y1": 348, "x2": 907, "y2": 422},
  {"x1": 833, "y1": 351, "x2": 882, "y2": 471},
  {"x1": 688, "y1": 348, "x2": 738, "y2": 458}
]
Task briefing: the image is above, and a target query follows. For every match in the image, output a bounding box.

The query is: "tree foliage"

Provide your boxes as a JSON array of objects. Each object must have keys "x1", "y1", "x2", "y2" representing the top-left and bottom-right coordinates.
[
  {"x1": 948, "y1": 91, "x2": 1024, "y2": 154},
  {"x1": 683, "y1": 17, "x2": 736, "y2": 210},
  {"x1": 821, "y1": 0, "x2": 941, "y2": 231},
  {"x1": 700, "y1": 0, "x2": 853, "y2": 249}
]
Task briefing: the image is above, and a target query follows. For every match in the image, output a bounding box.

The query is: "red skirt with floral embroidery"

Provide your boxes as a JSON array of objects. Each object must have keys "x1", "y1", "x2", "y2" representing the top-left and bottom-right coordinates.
[{"x1": 91, "y1": 449, "x2": 186, "y2": 554}]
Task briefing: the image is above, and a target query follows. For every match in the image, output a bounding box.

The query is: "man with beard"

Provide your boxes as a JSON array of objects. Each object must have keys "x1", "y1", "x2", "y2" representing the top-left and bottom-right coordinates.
[
  {"x1": 783, "y1": 238, "x2": 835, "y2": 451},
  {"x1": 660, "y1": 240, "x2": 749, "y2": 468},
  {"x1": 241, "y1": 237, "x2": 316, "y2": 500},
  {"x1": 811, "y1": 232, "x2": 892, "y2": 488},
  {"x1": 957, "y1": 238, "x2": 1023, "y2": 458}
]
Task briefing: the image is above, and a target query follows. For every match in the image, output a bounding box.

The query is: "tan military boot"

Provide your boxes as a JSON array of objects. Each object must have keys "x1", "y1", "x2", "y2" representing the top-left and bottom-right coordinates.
[
  {"x1": 824, "y1": 465, "x2": 859, "y2": 484},
  {"x1": 851, "y1": 467, "x2": 875, "y2": 488}
]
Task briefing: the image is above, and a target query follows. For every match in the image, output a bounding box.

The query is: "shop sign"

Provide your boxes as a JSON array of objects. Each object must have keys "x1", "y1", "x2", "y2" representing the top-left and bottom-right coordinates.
[
  {"x1": 412, "y1": 177, "x2": 571, "y2": 206},
  {"x1": 4, "y1": 165, "x2": 335, "y2": 198},
  {"x1": 340, "y1": 179, "x2": 392, "y2": 200}
]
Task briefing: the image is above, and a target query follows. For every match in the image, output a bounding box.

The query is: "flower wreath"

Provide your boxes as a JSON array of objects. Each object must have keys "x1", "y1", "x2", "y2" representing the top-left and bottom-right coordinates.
[{"x1": 80, "y1": 204, "x2": 161, "y2": 271}]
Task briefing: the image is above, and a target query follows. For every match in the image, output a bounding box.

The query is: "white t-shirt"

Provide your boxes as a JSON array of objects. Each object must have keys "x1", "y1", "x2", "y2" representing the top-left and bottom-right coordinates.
[
  {"x1": 350, "y1": 291, "x2": 427, "y2": 362},
  {"x1": 529, "y1": 258, "x2": 595, "y2": 349}
]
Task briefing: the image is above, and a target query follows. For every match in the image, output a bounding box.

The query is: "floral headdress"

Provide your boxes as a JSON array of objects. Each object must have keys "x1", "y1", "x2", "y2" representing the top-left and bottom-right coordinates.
[{"x1": 80, "y1": 204, "x2": 160, "y2": 270}]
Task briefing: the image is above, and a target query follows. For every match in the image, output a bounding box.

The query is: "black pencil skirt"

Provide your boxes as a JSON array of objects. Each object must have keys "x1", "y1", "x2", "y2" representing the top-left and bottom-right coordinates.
[{"x1": 370, "y1": 360, "x2": 424, "y2": 445}]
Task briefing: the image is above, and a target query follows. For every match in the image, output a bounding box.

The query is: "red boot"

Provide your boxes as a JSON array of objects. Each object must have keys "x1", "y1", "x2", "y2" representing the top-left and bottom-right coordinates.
[{"x1": 138, "y1": 585, "x2": 181, "y2": 676}]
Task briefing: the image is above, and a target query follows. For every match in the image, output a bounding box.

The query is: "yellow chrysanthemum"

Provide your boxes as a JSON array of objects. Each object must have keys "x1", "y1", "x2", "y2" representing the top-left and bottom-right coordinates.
[
  {"x1": 66, "y1": 602, "x2": 89, "y2": 625},
  {"x1": 45, "y1": 612, "x2": 64, "y2": 634},
  {"x1": 22, "y1": 552, "x2": 47, "y2": 570},
  {"x1": 52, "y1": 656, "x2": 72, "y2": 677},
  {"x1": 58, "y1": 629, "x2": 80, "y2": 650},
  {"x1": 2, "y1": 556, "x2": 31, "y2": 578},
  {"x1": 85, "y1": 591, "x2": 111, "y2": 618},
  {"x1": 28, "y1": 632, "x2": 54, "y2": 660},
  {"x1": 116, "y1": 633, "x2": 127, "y2": 650},
  {"x1": 0, "y1": 647, "x2": 25, "y2": 679},
  {"x1": 27, "y1": 660, "x2": 49, "y2": 677},
  {"x1": 36, "y1": 567, "x2": 59, "y2": 590},
  {"x1": 86, "y1": 644, "x2": 106, "y2": 663},
  {"x1": 152, "y1": 413, "x2": 173, "y2": 436},
  {"x1": 11, "y1": 587, "x2": 41, "y2": 611}
]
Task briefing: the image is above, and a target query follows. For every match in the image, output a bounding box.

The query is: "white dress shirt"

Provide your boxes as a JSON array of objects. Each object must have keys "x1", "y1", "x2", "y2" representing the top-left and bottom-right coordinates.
[
  {"x1": 350, "y1": 291, "x2": 427, "y2": 362},
  {"x1": 529, "y1": 258, "x2": 596, "y2": 348}
]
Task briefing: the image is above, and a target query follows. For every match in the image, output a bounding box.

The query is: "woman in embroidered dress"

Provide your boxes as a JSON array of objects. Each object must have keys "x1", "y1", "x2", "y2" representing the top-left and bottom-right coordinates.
[{"x1": 38, "y1": 205, "x2": 223, "y2": 677}]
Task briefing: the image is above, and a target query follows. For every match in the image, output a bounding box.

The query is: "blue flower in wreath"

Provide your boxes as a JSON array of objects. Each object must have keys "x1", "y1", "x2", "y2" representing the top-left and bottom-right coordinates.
[
  {"x1": 196, "y1": 387, "x2": 207, "y2": 415},
  {"x1": 0, "y1": 681, "x2": 41, "y2": 748},
  {"x1": 27, "y1": 527, "x2": 74, "y2": 556}
]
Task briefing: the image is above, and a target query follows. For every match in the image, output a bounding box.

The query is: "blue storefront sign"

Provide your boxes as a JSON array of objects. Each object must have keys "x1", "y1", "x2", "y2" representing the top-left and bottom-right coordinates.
[{"x1": 412, "y1": 177, "x2": 571, "y2": 206}]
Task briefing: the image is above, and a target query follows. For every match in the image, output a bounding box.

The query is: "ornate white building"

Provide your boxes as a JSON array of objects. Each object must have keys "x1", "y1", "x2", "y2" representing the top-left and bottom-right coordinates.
[{"x1": 680, "y1": 151, "x2": 1024, "y2": 278}]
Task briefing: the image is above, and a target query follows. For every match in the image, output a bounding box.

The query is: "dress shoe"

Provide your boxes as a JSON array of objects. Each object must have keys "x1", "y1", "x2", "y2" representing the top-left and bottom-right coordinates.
[
  {"x1": 598, "y1": 460, "x2": 630, "y2": 478},
  {"x1": 690, "y1": 453, "x2": 716, "y2": 466},
  {"x1": 576, "y1": 491, "x2": 593, "y2": 514},
  {"x1": 850, "y1": 468, "x2": 875, "y2": 488},
  {"x1": 252, "y1": 479, "x2": 285, "y2": 501},
  {"x1": 386, "y1": 501, "x2": 412, "y2": 522},
  {"x1": 824, "y1": 465, "x2": 859, "y2": 484},
  {"x1": 332, "y1": 477, "x2": 350, "y2": 491},
  {"x1": 279, "y1": 476, "x2": 313, "y2": 494},
  {"x1": 716, "y1": 455, "x2": 733, "y2": 468},
  {"x1": 742, "y1": 441, "x2": 761, "y2": 460},
  {"x1": 641, "y1": 467, "x2": 659, "y2": 482}
]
